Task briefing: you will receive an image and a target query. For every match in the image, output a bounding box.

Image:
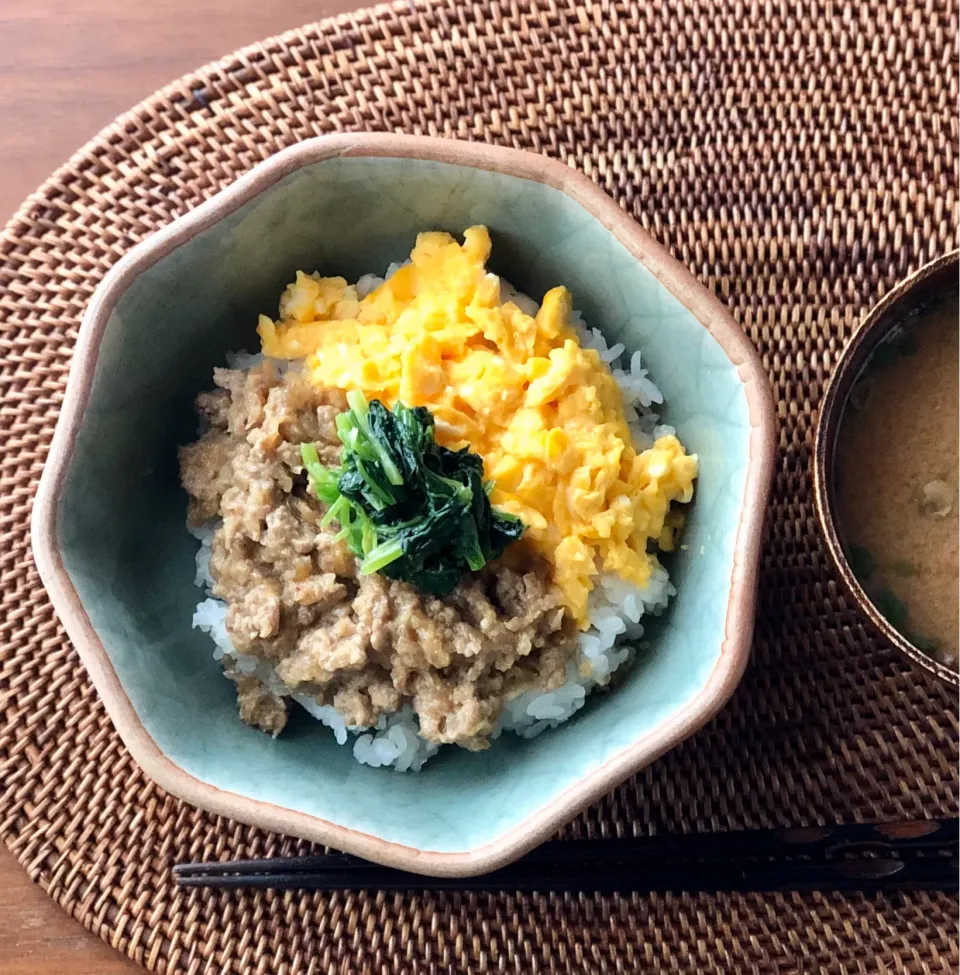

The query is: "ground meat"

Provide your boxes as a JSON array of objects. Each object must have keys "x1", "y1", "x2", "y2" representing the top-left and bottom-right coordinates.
[
  {"x1": 225, "y1": 668, "x2": 290, "y2": 736},
  {"x1": 196, "y1": 388, "x2": 231, "y2": 430},
  {"x1": 179, "y1": 364, "x2": 576, "y2": 749},
  {"x1": 180, "y1": 432, "x2": 236, "y2": 524},
  {"x1": 227, "y1": 582, "x2": 282, "y2": 650}
]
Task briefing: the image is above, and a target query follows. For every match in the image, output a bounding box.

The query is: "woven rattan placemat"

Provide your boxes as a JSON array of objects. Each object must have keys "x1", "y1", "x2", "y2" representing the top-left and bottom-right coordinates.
[{"x1": 1, "y1": 1, "x2": 958, "y2": 972}]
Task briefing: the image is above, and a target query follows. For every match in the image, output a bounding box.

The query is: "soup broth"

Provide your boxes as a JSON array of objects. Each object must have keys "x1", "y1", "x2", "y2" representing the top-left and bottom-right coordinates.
[{"x1": 835, "y1": 293, "x2": 959, "y2": 671}]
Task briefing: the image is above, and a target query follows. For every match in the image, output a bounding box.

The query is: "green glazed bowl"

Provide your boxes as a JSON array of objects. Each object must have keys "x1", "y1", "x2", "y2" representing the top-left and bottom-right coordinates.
[{"x1": 32, "y1": 134, "x2": 776, "y2": 876}]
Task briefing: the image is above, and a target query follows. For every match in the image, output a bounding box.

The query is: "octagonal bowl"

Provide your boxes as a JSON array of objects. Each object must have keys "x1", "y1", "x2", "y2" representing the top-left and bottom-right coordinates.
[{"x1": 32, "y1": 134, "x2": 775, "y2": 876}]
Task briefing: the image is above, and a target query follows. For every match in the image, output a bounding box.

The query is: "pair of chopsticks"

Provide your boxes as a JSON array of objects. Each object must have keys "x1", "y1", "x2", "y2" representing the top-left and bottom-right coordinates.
[{"x1": 174, "y1": 818, "x2": 959, "y2": 892}]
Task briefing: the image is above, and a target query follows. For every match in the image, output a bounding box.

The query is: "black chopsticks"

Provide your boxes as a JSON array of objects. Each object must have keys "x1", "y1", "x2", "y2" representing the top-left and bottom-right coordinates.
[{"x1": 174, "y1": 818, "x2": 959, "y2": 893}]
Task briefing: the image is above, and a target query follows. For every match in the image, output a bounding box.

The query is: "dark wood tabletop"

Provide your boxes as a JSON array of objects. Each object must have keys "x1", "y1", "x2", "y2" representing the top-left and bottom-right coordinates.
[{"x1": 0, "y1": 1, "x2": 359, "y2": 970}]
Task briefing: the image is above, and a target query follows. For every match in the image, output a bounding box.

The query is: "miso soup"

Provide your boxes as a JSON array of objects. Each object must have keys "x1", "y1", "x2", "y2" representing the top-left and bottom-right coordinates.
[{"x1": 835, "y1": 293, "x2": 959, "y2": 670}]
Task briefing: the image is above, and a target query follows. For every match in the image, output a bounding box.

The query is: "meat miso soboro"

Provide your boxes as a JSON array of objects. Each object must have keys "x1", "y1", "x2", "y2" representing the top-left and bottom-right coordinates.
[
  {"x1": 835, "y1": 292, "x2": 959, "y2": 670},
  {"x1": 180, "y1": 366, "x2": 573, "y2": 749}
]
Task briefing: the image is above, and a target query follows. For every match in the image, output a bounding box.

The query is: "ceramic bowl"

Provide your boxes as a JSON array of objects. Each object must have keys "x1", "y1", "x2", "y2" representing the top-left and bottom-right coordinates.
[
  {"x1": 814, "y1": 251, "x2": 959, "y2": 690},
  {"x1": 32, "y1": 134, "x2": 776, "y2": 876}
]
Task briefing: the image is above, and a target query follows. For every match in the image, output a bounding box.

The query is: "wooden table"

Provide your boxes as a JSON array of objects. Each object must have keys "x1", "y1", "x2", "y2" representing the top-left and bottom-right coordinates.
[{"x1": 0, "y1": 2, "x2": 358, "y2": 970}]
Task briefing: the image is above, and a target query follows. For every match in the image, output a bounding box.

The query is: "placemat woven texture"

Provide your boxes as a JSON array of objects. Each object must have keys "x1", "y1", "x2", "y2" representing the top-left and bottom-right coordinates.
[{"x1": 1, "y1": 1, "x2": 958, "y2": 972}]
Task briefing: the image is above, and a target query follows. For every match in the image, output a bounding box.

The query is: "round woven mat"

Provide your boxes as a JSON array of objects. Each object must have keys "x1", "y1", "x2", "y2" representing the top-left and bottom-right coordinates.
[{"x1": 1, "y1": 1, "x2": 958, "y2": 972}]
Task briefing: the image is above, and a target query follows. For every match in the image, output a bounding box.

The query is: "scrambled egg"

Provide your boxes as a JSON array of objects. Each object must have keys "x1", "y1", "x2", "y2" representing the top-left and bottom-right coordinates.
[{"x1": 259, "y1": 226, "x2": 698, "y2": 625}]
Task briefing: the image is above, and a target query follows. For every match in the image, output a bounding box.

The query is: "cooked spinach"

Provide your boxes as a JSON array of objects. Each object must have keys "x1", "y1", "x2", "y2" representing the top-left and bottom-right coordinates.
[{"x1": 301, "y1": 391, "x2": 524, "y2": 593}]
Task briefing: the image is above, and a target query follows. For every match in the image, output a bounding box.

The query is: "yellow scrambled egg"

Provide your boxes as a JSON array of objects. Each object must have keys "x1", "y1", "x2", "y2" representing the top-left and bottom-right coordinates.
[{"x1": 259, "y1": 226, "x2": 698, "y2": 626}]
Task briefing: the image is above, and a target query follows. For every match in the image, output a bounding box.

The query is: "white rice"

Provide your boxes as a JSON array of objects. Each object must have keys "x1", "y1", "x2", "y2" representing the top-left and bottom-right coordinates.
[
  {"x1": 191, "y1": 267, "x2": 675, "y2": 771},
  {"x1": 224, "y1": 349, "x2": 267, "y2": 372}
]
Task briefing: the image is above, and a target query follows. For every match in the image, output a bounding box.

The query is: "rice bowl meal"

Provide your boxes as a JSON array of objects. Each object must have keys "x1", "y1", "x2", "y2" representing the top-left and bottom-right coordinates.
[{"x1": 179, "y1": 226, "x2": 698, "y2": 771}]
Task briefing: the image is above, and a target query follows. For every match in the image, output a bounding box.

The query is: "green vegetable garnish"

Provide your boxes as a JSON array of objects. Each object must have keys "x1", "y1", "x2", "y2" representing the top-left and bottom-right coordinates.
[
  {"x1": 299, "y1": 393, "x2": 524, "y2": 594},
  {"x1": 300, "y1": 443, "x2": 340, "y2": 504},
  {"x1": 873, "y1": 588, "x2": 909, "y2": 632},
  {"x1": 909, "y1": 631, "x2": 941, "y2": 654},
  {"x1": 848, "y1": 545, "x2": 876, "y2": 580}
]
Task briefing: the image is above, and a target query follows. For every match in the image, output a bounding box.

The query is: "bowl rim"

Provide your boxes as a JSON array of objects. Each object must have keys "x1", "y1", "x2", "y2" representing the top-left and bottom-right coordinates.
[
  {"x1": 812, "y1": 249, "x2": 960, "y2": 691},
  {"x1": 31, "y1": 132, "x2": 777, "y2": 877}
]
